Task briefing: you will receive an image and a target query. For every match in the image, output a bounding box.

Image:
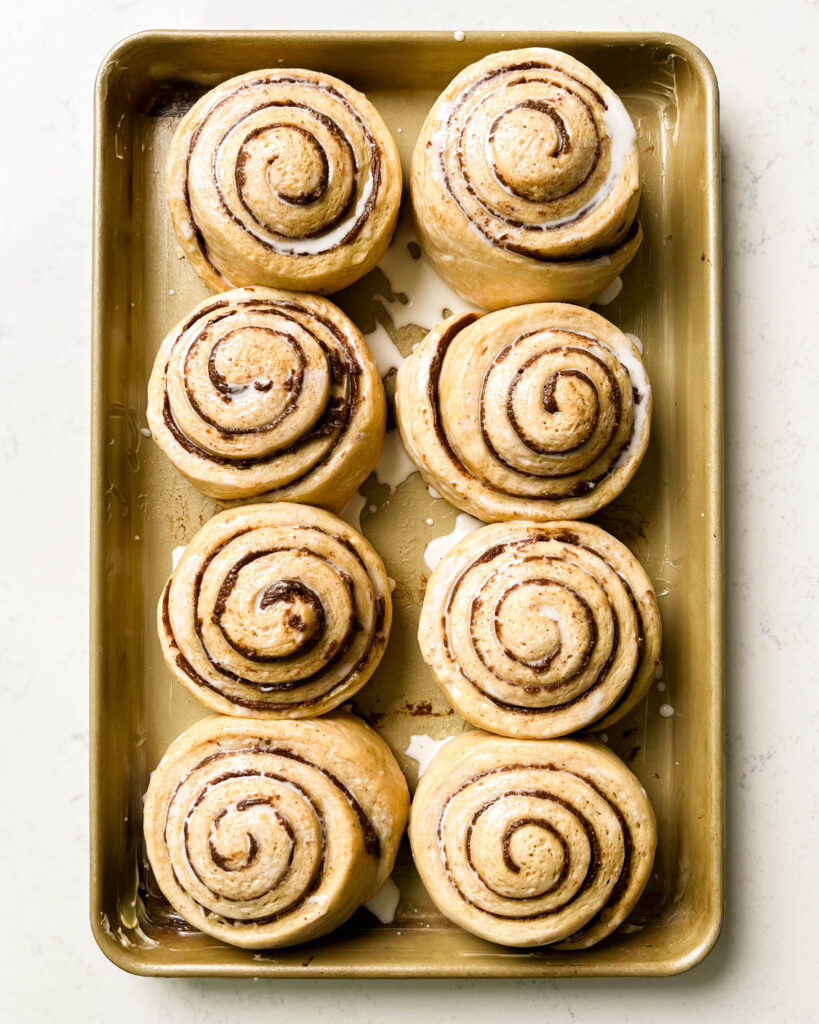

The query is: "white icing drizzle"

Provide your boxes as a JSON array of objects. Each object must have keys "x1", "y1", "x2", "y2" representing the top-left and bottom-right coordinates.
[
  {"x1": 370, "y1": 207, "x2": 480, "y2": 333},
  {"x1": 340, "y1": 491, "x2": 367, "y2": 532},
  {"x1": 363, "y1": 323, "x2": 405, "y2": 377},
  {"x1": 609, "y1": 336, "x2": 651, "y2": 474},
  {"x1": 374, "y1": 429, "x2": 417, "y2": 493},
  {"x1": 592, "y1": 276, "x2": 623, "y2": 306},
  {"x1": 361, "y1": 206, "x2": 479, "y2": 378},
  {"x1": 424, "y1": 513, "x2": 484, "y2": 571},
  {"x1": 405, "y1": 734, "x2": 455, "y2": 778},
  {"x1": 363, "y1": 876, "x2": 401, "y2": 924},
  {"x1": 658, "y1": 703, "x2": 675, "y2": 718},
  {"x1": 626, "y1": 332, "x2": 644, "y2": 354},
  {"x1": 171, "y1": 545, "x2": 186, "y2": 571},
  {"x1": 535, "y1": 605, "x2": 564, "y2": 641}
]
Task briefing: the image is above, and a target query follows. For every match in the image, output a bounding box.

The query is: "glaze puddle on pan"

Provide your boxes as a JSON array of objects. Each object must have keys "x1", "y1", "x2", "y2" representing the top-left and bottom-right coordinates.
[{"x1": 91, "y1": 31, "x2": 722, "y2": 977}]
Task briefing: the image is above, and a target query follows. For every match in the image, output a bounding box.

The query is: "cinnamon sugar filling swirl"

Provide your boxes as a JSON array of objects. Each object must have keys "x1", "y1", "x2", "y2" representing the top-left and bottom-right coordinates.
[
  {"x1": 144, "y1": 714, "x2": 409, "y2": 948},
  {"x1": 418, "y1": 520, "x2": 661, "y2": 737},
  {"x1": 395, "y1": 304, "x2": 651, "y2": 522},
  {"x1": 158, "y1": 503, "x2": 392, "y2": 718},
  {"x1": 147, "y1": 287, "x2": 385, "y2": 505},
  {"x1": 411, "y1": 48, "x2": 641, "y2": 308},
  {"x1": 409, "y1": 731, "x2": 656, "y2": 948},
  {"x1": 167, "y1": 68, "x2": 402, "y2": 294}
]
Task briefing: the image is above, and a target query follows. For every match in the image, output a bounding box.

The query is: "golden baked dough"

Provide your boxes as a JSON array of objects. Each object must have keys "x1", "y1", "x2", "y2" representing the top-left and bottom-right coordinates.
[
  {"x1": 167, "y1": 68, "x2": 402, "y2": 294},
  {"x1": 146, "y1": 287, "x2": 385, "y2": 505},
  {"x1": 411, "y1": 48, "x2": 641, "y2": 308},
  {"x1": 159, "y1": 503, "x2": 392, "y2": 718},
  {"x1": 144, "y1": 714, "x2": 409, "y2": 948},
  {"x1": 418, "y1": 520, "x2": 661, "y2": 737},
  {"x1": 409, "y1": 731, "x2": 656, "y2": 948},
  {"x1": 395, "y1": 304, "x2": 651, "y2": 522}
]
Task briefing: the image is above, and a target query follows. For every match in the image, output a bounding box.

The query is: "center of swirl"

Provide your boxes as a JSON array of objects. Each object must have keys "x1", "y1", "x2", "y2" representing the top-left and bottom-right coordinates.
[
  {"x1": 178, "y1": 766, "x2": 324, "y2": 911},
  {"x1": 507, "y1": 358, "x2": 602, "y2": 457},
  {"x1": 241, "y1": 123, "x2": 330, "y2": 207},
  {"x1": 209, "y1": 798, "x2": 288, "y2": 874},
  {"x1": 489, "y1": 103, "x2": 568, "y2": 202},
  {"x1": 465, "y1": 791, "x2": 583, "y2": 901},
  {"x1": 504, "y1": 818, "x2": 567, "y2": 890},
  {"x1": 262, "y1": 123, "x2": 329, "y2": 203},
  {"x1": 254, "y1": 579, "x2": 325, "y2": 657},
  {"x1": 208, "y1": 327, "x2": 303, "y2": 405},
  {"x1": 494, "y1": 582, "x2": 563, "y2": 666}
]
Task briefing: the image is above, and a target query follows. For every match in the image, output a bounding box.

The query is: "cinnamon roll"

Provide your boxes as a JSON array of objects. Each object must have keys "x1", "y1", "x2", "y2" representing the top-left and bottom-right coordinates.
[
  {"x1": 409, "y1": 730, "x2": 656, "y2": 948},
  {"x1": 158, "y1": 503, "x2": 392, "y2": 718},
  {"x1": 418, "y1": 520, "x2": 661, "y2": 737},
  {"x1": 395, "y1": 304, "x2": 651, "y2": 522},
  {"x1": 146, "y1": 287, "x2": 385, "y2": 505},
  {"x1": 144, "y1": 713, "x2": 409, "y2": 948},
  {"x1": 411, "y1": 48, "x2": 641, "y2": 309},
  {"x1": 167, "y1": 68, "x2": 402, "y2": 294}
]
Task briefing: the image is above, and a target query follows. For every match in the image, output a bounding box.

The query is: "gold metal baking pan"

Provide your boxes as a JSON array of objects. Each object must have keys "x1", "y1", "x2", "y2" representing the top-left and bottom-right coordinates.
[{"x1": 91, "y1": 30, "x2": 722, "y2": 977}]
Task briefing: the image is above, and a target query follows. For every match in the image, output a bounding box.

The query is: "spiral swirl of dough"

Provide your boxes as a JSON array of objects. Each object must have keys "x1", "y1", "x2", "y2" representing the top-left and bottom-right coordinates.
[
  {"x1": 409, "y1": 731, "x2": 656, "y2": 948},
  {"x1": 159, "y1": 503, "x2": 392, "y2": 718},
  {"x1": 411, "y1": 48, "x2": 641, "y2": 308},
  {"x1": 144, "y1": 714, "x2": 409, "y2": 948},
  {"x1": 147, "y1": 287, "x2": 385, "y2": 505},
  {"x1": 418, "y1": 520, "x2": 661, "y2": 737},
  {"x1": 167, "y1": 68, "x2": 402, "y2": 294},
  {"x1": 395, "y1": 304, "x2": 651, "y2": 522}
]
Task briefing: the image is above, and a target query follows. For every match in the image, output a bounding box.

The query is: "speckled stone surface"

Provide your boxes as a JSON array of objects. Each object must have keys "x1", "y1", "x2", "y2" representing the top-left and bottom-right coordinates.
[{"x1": 1, "y1": 1, "x2": 816, "y2": 1019}]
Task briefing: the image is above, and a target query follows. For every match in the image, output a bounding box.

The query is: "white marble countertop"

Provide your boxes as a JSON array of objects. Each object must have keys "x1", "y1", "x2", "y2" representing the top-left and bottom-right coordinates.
[{"x1": 2, "y1": 0, "x2": 817, "y2": 1019}]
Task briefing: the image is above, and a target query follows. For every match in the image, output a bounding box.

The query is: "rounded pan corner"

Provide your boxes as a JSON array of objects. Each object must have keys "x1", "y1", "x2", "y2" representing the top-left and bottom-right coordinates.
[
  {"x1": 653, "y1": 32, "x2": 720, "y2": 101},
  {"x1": 656, "y1": 911, "x2": 725, "y2": 977},
  {"x1": 89, "y1": 909, "x2": 157, "y2": 977},
  {"x1": 95, "y1": 30, "x2": 151, "y2": 94},
  {"x1": 94, "y1": 29, "x2": 188, "y2": 102}
]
